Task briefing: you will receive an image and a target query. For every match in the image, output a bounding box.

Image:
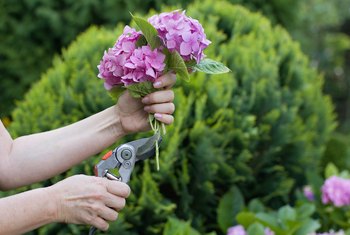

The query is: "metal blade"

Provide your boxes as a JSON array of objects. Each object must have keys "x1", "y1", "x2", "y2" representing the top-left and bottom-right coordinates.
[{"x1": 136, "y1": 131, "x2": 161, "y2": 161}]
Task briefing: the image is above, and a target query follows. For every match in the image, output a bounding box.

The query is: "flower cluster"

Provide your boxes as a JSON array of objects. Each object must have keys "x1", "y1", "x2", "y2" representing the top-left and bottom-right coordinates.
[
  {"x1": 148, "y1": 10, "x2": 211, "y2": 63},
  {"x1": 227, "y1": 225, "x2": 274, "y2": 235},
  {"x1": 98, "y1": 26, "x2": 166, "y2": 89},
  {"x1": 321, "y1": 176, "x2": 350, "y2": 207}
]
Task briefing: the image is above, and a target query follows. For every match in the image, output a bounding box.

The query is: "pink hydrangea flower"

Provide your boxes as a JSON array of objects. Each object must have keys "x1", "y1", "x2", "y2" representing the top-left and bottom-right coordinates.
[
  {"x1": 227, "y1": 225, "x2": 274, "y2": 235},
  {"x1": 227, "y1": 225, "x2": 246, "y2": 235},
  {"x1": 303, "y1": 185, "x2": 315, "y2": 201},
  {"x1": 148, "y1": 10, "x2": 211, "y2": 63},
  {"x1": 322, "y1": 176, "x2": 350, "y2": 207},
  {"x1": 97, "y1": 26, "x2": 142, "y2": 89},
  {"x1": 122, "y1": 45, "x2": 166, "y2": 85}
]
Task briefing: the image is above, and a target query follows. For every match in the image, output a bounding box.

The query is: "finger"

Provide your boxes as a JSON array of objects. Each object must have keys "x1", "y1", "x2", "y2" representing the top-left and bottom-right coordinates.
[
  {"x1": 105, "y1": 194, "x2": 126, "y2": 211},
  {"x1": 142, "y1": 90, "x2": 174, "y2": 105},
  {"x1": 144, "y1": 103, "x2": 175, "y2": 115},
  {"x1": 98, "y1": 207, "x2": 119, "y2": 222},
  {"x1": 91, "y1": 217, "x2": 109, "y2": 231},
  {"x1": 106, "y1": 181, "x2": 131, "y2": 198},
  {"x1": 153, "y1": 73, "x2": 176, "y2": 89},
  {"x1": 154, "y1": 113, "x2": 174, "y2": 125}
]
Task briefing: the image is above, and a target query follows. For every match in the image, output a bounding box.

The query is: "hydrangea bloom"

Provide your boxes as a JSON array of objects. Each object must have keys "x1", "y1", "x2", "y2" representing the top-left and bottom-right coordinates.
[
  {"x1": 303, "y1": 185, "x2": 315, "y2": 201},
  {"x1": 227, "y1": 225, "x2": 275, "y2": 235},
  {"x1": 97, "y1": 26, "x2": 142, "y2": 89},
  {"x1": 321, "y1": 176, "x2": 350, "y2": 207},
  {"x1": 122, "y1": 45, "x2": 166, "y2": 85},
  {"x1": 148, "y1": 10, "x2": 211, "y2": 63},
  {"x1": 227, "y1": 225, "x2": 246, "y2": 235}
]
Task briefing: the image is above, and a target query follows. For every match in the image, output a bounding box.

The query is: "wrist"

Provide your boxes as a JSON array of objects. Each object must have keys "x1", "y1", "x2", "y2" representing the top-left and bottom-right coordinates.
[
  {"x1": 40, "y1": 187, "x2": 60, "y2": 223},
  {"x1": 113, "y1": 104, "x2": 128, "y2": 136}
]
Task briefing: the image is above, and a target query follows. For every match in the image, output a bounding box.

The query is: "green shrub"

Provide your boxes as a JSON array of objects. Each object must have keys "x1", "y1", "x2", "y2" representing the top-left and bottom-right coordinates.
[{"x1": 8, "y1": 0, "x2": 335, "y2": 234}]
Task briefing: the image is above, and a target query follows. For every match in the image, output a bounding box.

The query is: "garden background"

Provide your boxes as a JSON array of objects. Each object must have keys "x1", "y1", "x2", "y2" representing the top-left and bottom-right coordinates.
[{"x1": 1, "y1": 0, "x2": 350, "y2": 234}]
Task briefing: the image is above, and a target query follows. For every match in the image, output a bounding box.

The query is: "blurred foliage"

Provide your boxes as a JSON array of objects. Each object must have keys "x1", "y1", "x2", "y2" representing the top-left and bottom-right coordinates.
[
  {"x1": 6, "y1": 0, "x2": 336, "y2": 234},
  {"x1": 287, "y1": 0, "x2": 350, "y2": 132}
]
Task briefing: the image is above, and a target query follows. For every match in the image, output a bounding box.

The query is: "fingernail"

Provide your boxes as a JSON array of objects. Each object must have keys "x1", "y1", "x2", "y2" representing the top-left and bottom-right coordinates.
[
  {"x1": 154, "y1": 113, "x2": 162, "y2": 119},
  {"x1": 142, "y1": 97, "x2": 149, "y2": 104},
  {"x1": 153, "y1": 81, "x2": 162, "y2": 88}
]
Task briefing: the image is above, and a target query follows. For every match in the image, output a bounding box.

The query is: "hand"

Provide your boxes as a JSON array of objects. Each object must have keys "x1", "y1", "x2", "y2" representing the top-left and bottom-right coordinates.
[
  {"x1": 116, "y1": 73, "x2": 176, "y2": 134},
  {"x1": 46, "y1": 175, "x2": 130, "y2": 231}
]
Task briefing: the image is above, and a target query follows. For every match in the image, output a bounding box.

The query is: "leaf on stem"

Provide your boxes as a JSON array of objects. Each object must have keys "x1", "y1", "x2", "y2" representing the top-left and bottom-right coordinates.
[
  {"x1": 126, "y1": 81, "x2": 158, "y2": 98},
  {"x1": 193, "y1": 58, "x2": 231, "y2": 74},
  {"x1": 131, "y1": 14, "x2": 162, "y2": 50},
  {"x1": 168, "y1": 50, "x2": 190, "y2": 81}
]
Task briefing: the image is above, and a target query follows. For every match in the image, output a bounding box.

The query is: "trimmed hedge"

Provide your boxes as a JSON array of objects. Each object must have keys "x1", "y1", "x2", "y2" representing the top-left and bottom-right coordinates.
[{"x1": 7, "y1": 0, "x2": 335, "y2": 234}]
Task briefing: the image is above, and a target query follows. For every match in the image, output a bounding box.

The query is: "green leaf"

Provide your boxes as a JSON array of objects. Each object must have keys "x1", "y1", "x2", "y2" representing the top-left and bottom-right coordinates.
[
  {"x1": 294, "y1": 219, "x2": 320, "y2": 235},
  {"x1": 325, "y1": 162, "x2": 339, "y2": 178},
  {"x1": 193, "y1": 58, "x2": 231, "y2": 74},
  {"x1": 126, "y1": 81, "x2": 157, "y2": 98},
  {"x1": 131, "y1": 14, "x2": 162, "y2": 50},
  {"x1": 255, "y1": 213, "x2": 279, "y2": 230},
  {"x1": 236, "y1": 212, "x2": 256, "y2": 228},
  {"x1": 108, "y1": 86, "x2": 125, "y2": 100},
  {"x1": 217, "y1": 186, "x2": 245, "y2": 232},
  {"x1": 168, "y1": 50, "x2": 190, "y2": 81},
  {"x1": 247, "y1": 223, "x2": 265, "y2": 235},
  {"x1": 296, "y1": 203, "x2": 315, "y2": 219},
  {"x1": 278, "y1": 205, "x2": 296, "y2": 224},
  {"x1": 248, "y1": 199, "x2": 265, "y2": 213},
  {"x1": 136, "y1": 35, "x2": 148, "y2": 48},
  {"x1": 163, "y1": 217, "x2": 201, "y2": 235}
]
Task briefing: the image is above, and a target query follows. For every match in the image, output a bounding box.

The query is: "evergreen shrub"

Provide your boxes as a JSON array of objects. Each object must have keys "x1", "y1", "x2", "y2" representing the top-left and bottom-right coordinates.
[{"x1": 7, "y1": 0, "x2": 335, "y2": 234}]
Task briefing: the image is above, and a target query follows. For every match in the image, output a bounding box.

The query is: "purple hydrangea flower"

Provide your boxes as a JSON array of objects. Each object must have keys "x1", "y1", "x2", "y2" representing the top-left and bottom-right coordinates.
[
  {"x1": 148, "y1": 10, "x2": 211, "y2": 63},
  {"x1": 322, "y1": 176, "x2": 350, "y2": 207},
  {"x1": 303, "y1": 185, "x2": 315, "y2": 201}
]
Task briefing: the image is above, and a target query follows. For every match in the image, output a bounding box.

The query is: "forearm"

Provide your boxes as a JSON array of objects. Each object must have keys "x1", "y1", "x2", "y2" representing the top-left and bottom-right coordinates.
[
  {"x1": 0, "y1": 188, "x2": 56, "y2": 235},
  {"x1": 0, "y1": 106, "x2": 125, "y2": 189}
]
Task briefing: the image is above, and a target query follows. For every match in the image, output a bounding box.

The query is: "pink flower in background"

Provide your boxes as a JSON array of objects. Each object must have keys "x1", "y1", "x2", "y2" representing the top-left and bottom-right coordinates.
[
  {"x1": 321, "y1": 176, "x2": 350, "y2": 207},
  {"x1": 264, "y1": 228, "x2": 275, "y2": 235},
  {"x1": 122, "y1": 46, "x2": 166, "y2": 85},
  {"x1": 148, "y1": 10, "x2": 211, "y2": 63},
  {"x1": 227, "y1": 225, "x2": 274, "y2": 235},
  {"x1": 303, "y1": 185, "x2": 315, "y2": 201},
  {"x1": 227, "y1": 225, "x2": 246, "y2": 235}
]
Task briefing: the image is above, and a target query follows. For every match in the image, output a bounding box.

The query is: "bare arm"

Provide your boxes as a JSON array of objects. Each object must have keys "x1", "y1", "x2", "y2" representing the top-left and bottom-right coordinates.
[
  {"x1": 0, "y1": 106, "x2": 124, "y2": 190},
  {"x1": 0, "y1": 187, "x2": 56, "y2": 234}
]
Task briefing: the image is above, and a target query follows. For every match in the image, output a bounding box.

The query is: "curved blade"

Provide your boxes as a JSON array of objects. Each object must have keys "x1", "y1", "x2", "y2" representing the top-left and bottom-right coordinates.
[{"x1": 136, "y1": 132, "x2": 161, "y2": 161}]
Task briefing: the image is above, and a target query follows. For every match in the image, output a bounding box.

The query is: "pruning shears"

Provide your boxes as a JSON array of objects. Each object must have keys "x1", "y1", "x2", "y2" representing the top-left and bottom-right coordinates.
[{"x1": 89, "y1": 133, "x2": 161, "y2": 235}]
